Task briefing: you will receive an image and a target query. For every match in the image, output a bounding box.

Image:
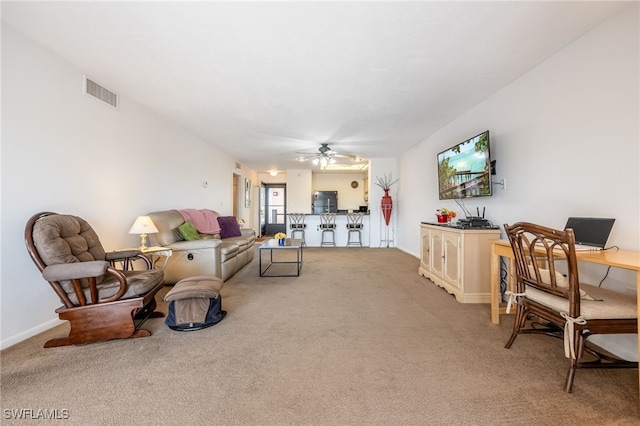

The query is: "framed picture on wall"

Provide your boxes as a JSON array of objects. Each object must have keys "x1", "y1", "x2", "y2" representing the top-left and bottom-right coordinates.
[{"x1": 245, "y1": 178, "x2": 251, "y2": 208}]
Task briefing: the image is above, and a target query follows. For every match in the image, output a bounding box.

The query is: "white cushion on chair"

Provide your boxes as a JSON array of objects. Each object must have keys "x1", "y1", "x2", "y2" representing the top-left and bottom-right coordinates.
[
  {"x1": 527, "y1": 265, "x2": 596, "y2": 300},
  {"x1": 525, "y1": 283, "x2": 637, "y2": 319}
]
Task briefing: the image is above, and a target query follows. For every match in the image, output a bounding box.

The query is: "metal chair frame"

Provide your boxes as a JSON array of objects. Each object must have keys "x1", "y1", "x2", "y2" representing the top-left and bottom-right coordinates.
[
  {"x1": 319, "y1": 213, "x2": 337, "y2": 247},
  {"x1": 346, "y1": 213, "x2": 364, "y2": 247},
  {"x1": 288, "y1": 213, "x2": 307, "y2": 246}
]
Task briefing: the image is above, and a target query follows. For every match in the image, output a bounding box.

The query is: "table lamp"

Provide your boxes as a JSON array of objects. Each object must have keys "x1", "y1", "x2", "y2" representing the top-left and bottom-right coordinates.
[{"x1": 128, "y1": 216, "x2": 159, "y2": 249}]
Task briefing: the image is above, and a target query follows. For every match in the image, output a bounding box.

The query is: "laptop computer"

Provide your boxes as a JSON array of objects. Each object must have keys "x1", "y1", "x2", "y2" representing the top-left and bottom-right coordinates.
[{"x1": 564, "y1": 217, "x2": 615, "y2": 251}]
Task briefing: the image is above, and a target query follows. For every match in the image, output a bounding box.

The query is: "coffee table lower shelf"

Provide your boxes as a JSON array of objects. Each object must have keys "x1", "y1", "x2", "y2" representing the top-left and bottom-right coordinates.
[{"x1": 259, "y1": 239, "x2": 304, "y2": 277}]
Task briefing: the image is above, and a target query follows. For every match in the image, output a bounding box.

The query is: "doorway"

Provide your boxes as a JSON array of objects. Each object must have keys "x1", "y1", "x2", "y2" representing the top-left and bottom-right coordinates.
[
  {"x1": 262, "y1": 183, "x2": 286, "y2": 236},
  {"x1": 232, "y1": 174, "x2": 241, "y2": 218}
]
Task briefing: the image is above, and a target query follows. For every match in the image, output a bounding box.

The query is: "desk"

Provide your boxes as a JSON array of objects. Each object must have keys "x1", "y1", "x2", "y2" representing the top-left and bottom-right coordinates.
[{"x1": 489, "y1": 239, "x2": 640, "y2": 401}]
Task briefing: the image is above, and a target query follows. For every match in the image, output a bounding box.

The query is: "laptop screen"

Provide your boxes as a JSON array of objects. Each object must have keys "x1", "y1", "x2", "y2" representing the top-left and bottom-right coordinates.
[{"x1": 564, "y1": 217, "x2": 615, "y2": 248}]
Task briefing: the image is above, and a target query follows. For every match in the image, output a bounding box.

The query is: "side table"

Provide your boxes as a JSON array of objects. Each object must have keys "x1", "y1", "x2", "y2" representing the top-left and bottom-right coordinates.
[{"x1": 110, "y1": 246, "x2": 172, "y2": 270}]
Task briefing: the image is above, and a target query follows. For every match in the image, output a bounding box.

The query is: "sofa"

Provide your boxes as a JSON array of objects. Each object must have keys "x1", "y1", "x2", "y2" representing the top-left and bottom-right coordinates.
[{"x1": 147, "y1": 209, "x2": 255, "y2": 284}]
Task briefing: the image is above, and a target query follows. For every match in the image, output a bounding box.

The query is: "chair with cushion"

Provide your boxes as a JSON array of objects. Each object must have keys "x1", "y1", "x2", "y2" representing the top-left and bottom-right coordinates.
[
  {"x1": 503, "y1": 221, "x2": 637, "y2": 392},
  {"x1": 25, "y1": 212, "x2": 165, "y2": 347},
  {"x1": 288, "y1": 213, "x2": 307, "y2": 246},
  {"x1": 346, "y1": 212, "x2": 364, "y2": 247},
  {"x1": 319, "y1": 213, "x2": 337, "y2": 247}
]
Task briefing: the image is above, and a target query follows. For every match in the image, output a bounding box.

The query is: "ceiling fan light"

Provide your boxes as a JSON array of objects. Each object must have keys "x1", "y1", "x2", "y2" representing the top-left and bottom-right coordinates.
[
  {"x1": 312, "y1": 158, "x2": 319, "y2": 165},
  {"x1": 320, "y1": 157, "x2": 328, "y2": 166},
  {"x1": 328, "y1": 157, "x2": 336, "y2": 164}
]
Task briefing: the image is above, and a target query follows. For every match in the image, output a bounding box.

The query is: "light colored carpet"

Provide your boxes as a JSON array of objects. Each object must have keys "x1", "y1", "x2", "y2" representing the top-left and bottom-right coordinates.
[{"x1": 1, "y1": 247, "x2": 638, "y2": 425}]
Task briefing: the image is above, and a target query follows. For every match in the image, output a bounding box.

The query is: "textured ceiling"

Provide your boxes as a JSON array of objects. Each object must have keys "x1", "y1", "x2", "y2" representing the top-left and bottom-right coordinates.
[{"x1": 1, "y1": 1, "x2": 628, "y2": 173}]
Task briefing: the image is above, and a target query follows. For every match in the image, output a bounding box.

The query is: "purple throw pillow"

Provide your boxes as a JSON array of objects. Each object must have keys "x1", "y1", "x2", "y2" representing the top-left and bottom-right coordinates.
[{"x1": 217, "y1": 216, "x2": 242, "y2": 238}]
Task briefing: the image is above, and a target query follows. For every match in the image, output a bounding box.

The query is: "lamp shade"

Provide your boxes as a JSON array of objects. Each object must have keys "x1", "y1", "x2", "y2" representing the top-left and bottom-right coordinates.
[{"x1": 128, "y1": 216, "x2": 159, "y2": 235}]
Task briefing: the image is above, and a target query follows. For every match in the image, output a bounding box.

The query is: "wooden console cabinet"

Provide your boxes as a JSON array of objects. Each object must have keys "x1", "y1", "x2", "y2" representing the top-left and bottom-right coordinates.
[{"x1": 419, "y1": 223, "x2": 500, "y2": 303}]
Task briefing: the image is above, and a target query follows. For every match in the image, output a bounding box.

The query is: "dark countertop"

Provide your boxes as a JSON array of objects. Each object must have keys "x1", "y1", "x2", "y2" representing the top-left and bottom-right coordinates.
[
  {"x1": 307, "y1": 212, "x2": 369, "y2": 216},
  {"x1": 421, "y1": 221, "x2": 499, "y2": 230}
]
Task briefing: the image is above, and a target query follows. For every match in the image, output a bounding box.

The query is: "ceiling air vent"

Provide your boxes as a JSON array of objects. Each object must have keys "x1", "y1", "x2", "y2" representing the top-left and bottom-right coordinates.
[{"x1": 84, "y1": 76, "x2": 118, "y2": 109}]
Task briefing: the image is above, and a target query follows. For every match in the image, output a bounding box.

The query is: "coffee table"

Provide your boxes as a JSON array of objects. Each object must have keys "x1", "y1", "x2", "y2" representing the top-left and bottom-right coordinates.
[{"x1": 259, "y1": 239, "x2": 304, "y2": 277}]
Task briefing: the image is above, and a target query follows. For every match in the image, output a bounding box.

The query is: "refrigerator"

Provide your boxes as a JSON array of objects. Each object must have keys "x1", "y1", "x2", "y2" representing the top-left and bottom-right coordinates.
[{"x1": 313, "y1": 191, "x2": 338, "y2": 214}]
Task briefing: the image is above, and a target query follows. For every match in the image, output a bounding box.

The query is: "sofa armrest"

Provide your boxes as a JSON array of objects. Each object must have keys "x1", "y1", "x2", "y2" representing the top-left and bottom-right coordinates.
[
  {"x1": 161, "y1": 239, "x2": 223, "y2": 284},
  {"x1": 241, "y1": 229, "x2": 256, "y2": 237}
]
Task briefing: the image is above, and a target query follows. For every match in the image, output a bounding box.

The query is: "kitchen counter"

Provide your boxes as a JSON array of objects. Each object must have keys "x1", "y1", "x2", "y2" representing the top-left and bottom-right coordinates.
[
  {"x1": 306, "y1": 212, "x2": 369, "y2": 216},
  {"x1": 288, "y1": 213, "x2": 370, "y2": 246}
]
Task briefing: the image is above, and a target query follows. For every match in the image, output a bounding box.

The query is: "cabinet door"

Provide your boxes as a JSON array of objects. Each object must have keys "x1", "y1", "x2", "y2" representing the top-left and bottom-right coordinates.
[
  {"x1": 420, "y1": 228, "x2": 430, "y2": 272},
  {"x1": 442, "y1": 232, "x2": 461, "y2": 288},
  {"x1": 430, "y1": 231, "x2": 443, "y2": 275}
]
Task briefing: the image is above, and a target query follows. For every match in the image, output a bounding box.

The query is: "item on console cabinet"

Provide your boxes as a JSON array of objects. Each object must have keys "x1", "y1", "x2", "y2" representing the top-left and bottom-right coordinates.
[
  {"x1": 457, "y1": 217, "x2": 491, "y2": 228},
  {"x1": 436, "y1": 208, "x2": 456, "y2": 223}
]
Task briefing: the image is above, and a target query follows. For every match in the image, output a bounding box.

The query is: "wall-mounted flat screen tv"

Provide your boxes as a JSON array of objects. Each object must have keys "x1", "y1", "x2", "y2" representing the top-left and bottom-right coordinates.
[{"x1": 437, "y1": 130, "x2": 491, "y2": 200}]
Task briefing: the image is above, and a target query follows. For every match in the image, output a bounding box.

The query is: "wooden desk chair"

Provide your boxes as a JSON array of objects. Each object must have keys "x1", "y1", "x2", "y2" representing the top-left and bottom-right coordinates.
[{"x1": 503, "y1": 222, "x2": 637, "y2": 392}]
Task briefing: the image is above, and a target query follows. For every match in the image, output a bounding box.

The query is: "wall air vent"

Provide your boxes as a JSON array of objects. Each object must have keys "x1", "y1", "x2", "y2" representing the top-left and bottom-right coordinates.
[
  {"x1": 84, "y1": 76, "x2": 118, "y2": 109},
  {"x1": 235, "y1": 162, "x2": 242, "y2": 170}
]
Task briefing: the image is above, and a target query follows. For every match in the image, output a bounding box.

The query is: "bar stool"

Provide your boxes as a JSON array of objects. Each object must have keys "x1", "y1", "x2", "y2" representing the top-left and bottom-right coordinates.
[
  {"x1": 346, "y1": 212, "x2": 364, "y2": 247},
  {"x1": 288, "y1": 213, "x2": 306, "y2": 246},
  {"x1": 319, "y1": 213, "x2": 337, "y2": 247}
]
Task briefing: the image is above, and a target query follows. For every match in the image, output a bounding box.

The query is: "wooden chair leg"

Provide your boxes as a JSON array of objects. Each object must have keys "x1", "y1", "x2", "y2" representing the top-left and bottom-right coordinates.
[
  {"x1": 563, "y1": 330, "x2": 583, "y2": 393},
  {"x1": 505, "y1": 305, "x2": 527, "y2": 349}
]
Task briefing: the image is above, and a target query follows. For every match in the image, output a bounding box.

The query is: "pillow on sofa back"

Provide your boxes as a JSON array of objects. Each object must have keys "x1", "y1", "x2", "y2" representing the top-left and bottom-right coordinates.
[
  {"x1": 178, "y1": 220, "x2": 201, "y2": 241},
  {"x1": 217, "y1": 216, "x2": 242, "y2": 238}
]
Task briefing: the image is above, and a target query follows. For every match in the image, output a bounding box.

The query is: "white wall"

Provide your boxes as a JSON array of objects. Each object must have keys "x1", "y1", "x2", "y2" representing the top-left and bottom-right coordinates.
[
  {"x1": 397, "y1": 3, "x2": 638, "y2": 358},
  {"x1": 399, "y1": 5, "x2": 639, "y2": 289},
  {"x1": 0, "y1": 25, "x2": 247, "y2": 348},
  {"x1": 286, "y1": 169, "x2": 313, "y2": 213}
]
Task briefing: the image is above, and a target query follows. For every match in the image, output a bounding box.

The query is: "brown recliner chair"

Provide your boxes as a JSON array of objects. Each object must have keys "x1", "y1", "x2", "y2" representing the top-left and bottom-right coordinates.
[{"x1": 25, "y1": 212, "x2": 165, "y2": 347}]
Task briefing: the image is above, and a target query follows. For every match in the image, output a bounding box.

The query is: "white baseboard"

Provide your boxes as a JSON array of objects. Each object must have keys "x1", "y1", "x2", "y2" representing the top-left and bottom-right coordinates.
[
  {"x1": 1, "y1": 318, "x2": 63, "y2": 350},
  {"x1": 397, "y1": 245, "x2": 419, "y2": 258}
]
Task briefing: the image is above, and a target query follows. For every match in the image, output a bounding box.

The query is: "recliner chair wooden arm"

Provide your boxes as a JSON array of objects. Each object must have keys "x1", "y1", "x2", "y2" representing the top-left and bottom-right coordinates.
[
  {"x1": 41, "y1": 261, "x2": 133, "y2": 305},
  {"x1": 42, "y1": 260, "x2": 109, "y2": 282}
]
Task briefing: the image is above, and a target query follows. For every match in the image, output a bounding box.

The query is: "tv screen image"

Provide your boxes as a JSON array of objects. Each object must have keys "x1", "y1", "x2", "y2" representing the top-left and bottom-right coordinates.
[{"x1": 437, "y1": 130, "x2": 491, "y2": 200}]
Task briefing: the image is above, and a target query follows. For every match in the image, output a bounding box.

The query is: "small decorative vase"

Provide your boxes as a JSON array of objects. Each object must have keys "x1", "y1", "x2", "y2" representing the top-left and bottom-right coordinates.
[
  {"x1": 437, "y1": 214, "x2": 448, "y2": 223},
  {"x1": 381, "y1": 188, "x2": 393, "y2": 226},
  {"x1": 278, "y1": 238, "x2": 285, "y2": 245}
]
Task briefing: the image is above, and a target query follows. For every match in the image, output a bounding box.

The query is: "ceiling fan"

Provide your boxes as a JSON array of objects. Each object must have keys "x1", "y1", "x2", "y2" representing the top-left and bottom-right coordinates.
[{"x1": 295, "y1": 143, "x2": 360, "y2": 168}]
